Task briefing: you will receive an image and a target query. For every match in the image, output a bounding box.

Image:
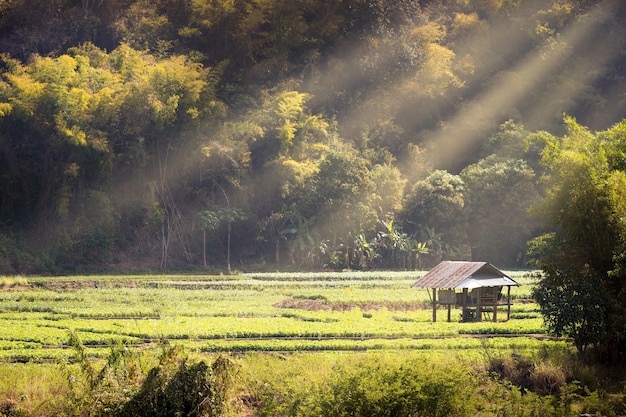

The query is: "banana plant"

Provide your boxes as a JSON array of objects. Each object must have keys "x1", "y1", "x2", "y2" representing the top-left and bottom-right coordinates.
[
  {"x1": 194, "y1": 210, "x2": 220, "y2": 268},
  {"x1": 215, "y1": 207, "x2": 247, "y2": 274}
]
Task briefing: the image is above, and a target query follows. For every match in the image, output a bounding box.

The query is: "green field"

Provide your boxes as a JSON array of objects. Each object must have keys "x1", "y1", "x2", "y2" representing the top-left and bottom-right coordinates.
[
  {"x1": 0, "y1": 270, "x2": 552, "y2": 361},
  {"x1": 2, "y1": 271, "x2": 625, "y2": 417}
]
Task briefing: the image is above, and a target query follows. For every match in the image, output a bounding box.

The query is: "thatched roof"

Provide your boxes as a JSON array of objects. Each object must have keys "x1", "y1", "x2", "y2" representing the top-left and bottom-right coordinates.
[{"x1": 411, "y1": 261, "x2": 519, "y2": 289}]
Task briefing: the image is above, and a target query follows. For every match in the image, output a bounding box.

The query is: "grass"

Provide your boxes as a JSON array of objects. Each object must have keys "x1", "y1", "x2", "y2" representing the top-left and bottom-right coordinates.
[
  {"x1": 0, "y1": 275, "x2": 29, "y2": 288},
  {"x1": 0, "y1": 270, "x2": 547, "y2": 362}
]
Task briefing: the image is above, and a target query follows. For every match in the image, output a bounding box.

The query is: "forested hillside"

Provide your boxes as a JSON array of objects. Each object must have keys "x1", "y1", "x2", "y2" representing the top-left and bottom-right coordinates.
[{"x1": 0, "y1": 0, "x2": 625, "y2": 273}]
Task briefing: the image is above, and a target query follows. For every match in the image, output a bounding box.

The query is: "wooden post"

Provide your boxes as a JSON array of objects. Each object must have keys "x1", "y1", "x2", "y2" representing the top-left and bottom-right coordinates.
[
  {"x1": 462, "y1": 288, "x2": 468, "y2": 322},
  {"x1": 507, "y1": 286, "x2": 512, "y2": 321},
  {"x1": 447, "y1": 301, "x2": 451, "y2": 322},
  {"x1": 492, "y1": 287, "x2": 498, "y2": 322},
  {"x1": 476, "y1": 287, "x2": 482, "y2": 322},
  {"x1": 432, "y1": 288, "x2": 437, "y2": 322}
]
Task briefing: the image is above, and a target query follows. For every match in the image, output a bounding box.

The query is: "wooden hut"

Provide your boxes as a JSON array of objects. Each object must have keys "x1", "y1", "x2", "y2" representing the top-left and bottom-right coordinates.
[{"x1": 412, "y1": 261, "x2": 519, "y2": 322}]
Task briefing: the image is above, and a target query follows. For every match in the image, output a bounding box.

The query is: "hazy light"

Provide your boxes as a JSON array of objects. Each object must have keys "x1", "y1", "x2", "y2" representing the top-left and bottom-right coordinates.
[{"x1": 426, "y1": 0, "x2": 621, "y2": 170}]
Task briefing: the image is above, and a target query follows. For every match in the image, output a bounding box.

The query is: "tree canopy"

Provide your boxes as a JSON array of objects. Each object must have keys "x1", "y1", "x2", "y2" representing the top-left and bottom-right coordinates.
[
  {"x1": 0, "y1": 0, "x2": 625, "y2": 275},
  {"x1": 528, "y1": 117, "x2": 626, "y2": 361}
]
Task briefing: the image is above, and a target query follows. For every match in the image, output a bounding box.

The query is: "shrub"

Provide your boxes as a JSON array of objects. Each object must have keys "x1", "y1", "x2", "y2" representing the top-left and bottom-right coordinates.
[
  {"x1": 529, "y1": 364, "x2": 567, "y2": 395},
  {"x1": 61, "y1": 334, "x2": 237, "y2": 417},
  {"x1": 300, "y1": 354, "x2": 473, "y2": 417},
  {"x1": 488, "y1": 353, "x2": 568, "y2": 396},
  {"x1": 118, "y1": 360, "x2": 213, "y2": 417},
  {"x1": 488, "y1": 353, "x2": 534, "y2": 392},
  {"x1": 0, "y1": 276, "x2": 29, "y2": 288}
]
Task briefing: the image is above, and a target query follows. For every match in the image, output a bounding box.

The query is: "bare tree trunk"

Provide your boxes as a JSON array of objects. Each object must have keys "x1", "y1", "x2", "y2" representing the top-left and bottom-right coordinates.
[
  {"x1": 160, "y1": 203, "x2": 170, "y2": 268},
  {"x1": 203, "y1": 229, "x2": 207, "y2": 268},
  {"x1": 226, "y1": 222, "x2": 232, "y2": 274},
  {"x1": 155, "y1": 141, "x2": 192, "y2": 269}
]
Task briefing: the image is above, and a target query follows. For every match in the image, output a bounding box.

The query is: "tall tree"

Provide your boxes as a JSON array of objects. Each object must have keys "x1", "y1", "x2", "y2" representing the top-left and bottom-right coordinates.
[
  {"x1": 194, "y1": 210, "x2": 220, "y2": 268},
  {"x1": 461, "y1": 155, "x2": 540, "y2": 266},
  {"x1": 216, "y1": 207, "x2": 247, "y2": 274},
  {"x1": 401, "y1": 170, "x2": 467, "y2": 265},
  {"x1": 528, "y1": 116, "x2": 626, "y2": 362}
]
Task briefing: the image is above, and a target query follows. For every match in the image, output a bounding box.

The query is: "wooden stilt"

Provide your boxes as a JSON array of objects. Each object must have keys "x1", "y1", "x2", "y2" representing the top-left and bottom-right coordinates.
[
  {"x1": 432, "y1": 288, "x2": 437, "y2": 322},
  {"x1": 492, "y1": 287, "x2": 498, "y2": 322},
  {"x1": 462, "y1": 288, "x2": 468, "y2": 322},
  {"x1": 507, "y1": 286, "x2": 511, "y2": 321},
  {"x1": 477, "y1": 287, "x2": 482, "y2": 322}
]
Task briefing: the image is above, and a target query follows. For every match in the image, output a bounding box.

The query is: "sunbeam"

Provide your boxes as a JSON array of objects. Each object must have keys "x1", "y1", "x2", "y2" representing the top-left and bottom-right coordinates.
[
  {"x1": 423, "y1": 0, "x2": 623, "y2": 170},
  {"x1": 303, "y1": 0, "x2": 623, "y2": 172}
]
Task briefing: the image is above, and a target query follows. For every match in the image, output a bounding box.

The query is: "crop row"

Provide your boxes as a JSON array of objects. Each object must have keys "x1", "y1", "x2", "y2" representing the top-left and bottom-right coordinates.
[
  {"x1": 1, "y1": 291, "x2": 536, "y2": 319},
  {"x1": 0, "y1": 335, "x2": 567, "y2": 363},
  {"x1": 0, "y1": 272, "x2": 544, "y2": 361},
  {"x1": 0, "y1": 310, "x2": 545, "y2": 344}
]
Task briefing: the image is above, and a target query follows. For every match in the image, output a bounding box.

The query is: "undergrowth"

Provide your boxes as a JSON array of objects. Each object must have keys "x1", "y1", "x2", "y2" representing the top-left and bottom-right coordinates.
[
  {"x1": 0, "y1": 343, "x2": 624, "y2": 417},
  {"x1": 53, "y1": 331, "x2": 238, "y2": 417}
]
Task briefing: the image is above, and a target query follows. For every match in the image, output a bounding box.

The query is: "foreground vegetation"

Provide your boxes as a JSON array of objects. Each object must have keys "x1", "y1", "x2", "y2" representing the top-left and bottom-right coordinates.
[
  {"x1": 0, "y1": 272, "x2": 624, "y2": 416},
  {"x1": 5, "y1": 344, "x2": 625, "y2": 417}
]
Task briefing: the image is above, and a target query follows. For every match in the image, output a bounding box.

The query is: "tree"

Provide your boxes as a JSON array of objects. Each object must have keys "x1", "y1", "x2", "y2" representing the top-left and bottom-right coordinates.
[
  {"x1": 114, "y1": 0, "x2": 173, "y2": 53},
  {"x1": 281, "y1": 212, "x2": 319, "y2": 268},
  {"x1": 258, "y1": 210, "x2": 289, "y2": 265},
  {"x1": 401, "y1": 170, "x2": 467, "y2": 264},
  {"x1": 461, "y1": 155, "x2": 540, "y2": 266},
  {"x1": 312, "y1": 147, "x2": 375, "y2": 243},
  {"x1": 528, "y1": 116, "x2": 626, "y2": 362},
  {"x1": 0, "y1": 51, "x2": 120, "y2": 268},
  {"x1": 194, "y1": 210, "x2": 220, "y2": 268},
  {"x1": 216, "y1": 207, "x2": 247, "y2": 274},
  {"x1": 0, "y1": 43, "x2": 224, "y2": 270}
]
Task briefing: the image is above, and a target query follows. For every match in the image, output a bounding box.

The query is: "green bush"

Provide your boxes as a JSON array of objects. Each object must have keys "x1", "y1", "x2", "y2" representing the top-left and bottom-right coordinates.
[
  {"x1": 245, "y1": 351, "x2": 624, "y2": 417},
  {"x1": 0, "y1": 233, "x2": 36, "y2": 275},
  {"x1": 118, "y1": 360, "x2": 214, "y2": 417},
  {"x1": 60, "y1": 335, "x2": 237, "y2": 417},
  {"x1": 297, "y1": 355, "x2": 474, "y2": 417}
]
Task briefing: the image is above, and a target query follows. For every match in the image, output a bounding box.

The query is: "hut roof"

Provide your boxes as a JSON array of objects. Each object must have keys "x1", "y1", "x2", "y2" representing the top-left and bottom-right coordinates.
[{"x1": 411, "y1": 261, "x2": 519, "y2": 289}]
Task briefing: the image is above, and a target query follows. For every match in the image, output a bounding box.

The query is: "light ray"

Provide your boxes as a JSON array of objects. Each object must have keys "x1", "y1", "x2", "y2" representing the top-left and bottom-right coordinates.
[{"x1": 423, "y1": 0, "x2": 622, "y2": 169}]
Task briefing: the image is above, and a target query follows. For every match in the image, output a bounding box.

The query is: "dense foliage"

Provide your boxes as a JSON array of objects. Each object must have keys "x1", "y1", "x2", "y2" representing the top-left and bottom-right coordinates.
[
  {"x1": 528, "y1": 118, "x2": 626, "y2": 362},
  {"x1": 1, "y1": 0, "x2": 625, "y2": 273}
]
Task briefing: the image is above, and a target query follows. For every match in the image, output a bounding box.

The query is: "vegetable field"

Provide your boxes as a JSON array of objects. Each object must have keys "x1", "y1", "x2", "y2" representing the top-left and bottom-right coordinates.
[{"x1": 0, "y1": 270, "x2": 560, "y2": 361}]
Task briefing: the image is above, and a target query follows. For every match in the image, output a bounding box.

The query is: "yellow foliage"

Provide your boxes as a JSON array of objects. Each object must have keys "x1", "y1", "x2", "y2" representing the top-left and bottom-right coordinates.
[
  {"x1": 282, "y1": 158, "x2": 319, "y2": 181},
  {"x1": 54, "y1": 114, "x2": 88, "y2": 146},
  {"x1": 278, "y1": 120, "x2": 296, "y2": 149},
  {"x1": 0, "y1": 102, "x2": 11, "y2": 117},
  {"x1": 186, "y1": 107, "x2": 200, "y2": 119},
  {"x1": 188, "y1": 0, "x2": 235, "y2": 30},
  {"x1": 4, "y1": 73, "x2": 45, "y2": 116},
  {"x1": 275, "y1": 91, "x2": 307, "y2": 121},
  {"x1": 417, "y1": 43, "x2": 463, "y2": 96},
  {"x1": 309, "y1": 142, "x2": 329, "y2": 155},
  {"x1": 535, "y1": 2, "x2": 573, "y2": 29},
  {"x1": 69, "y1": 126, "x2": 88, "y2": 147},
  {"x1": 410, "y1": 22, "x2": 446, "y2": 44},
  {"x1": 65, "y1": 87, "x2": 90, "y2": 115},
  {"x1": 608, "y1": 170, "x2": 626, "y2": 219},
  {"x1": 450, "y1": 12, "x2": 482, "y2": 38},
  {"x1": 278, "y1": 157, "x2": 319, "y2": 197},
  {"x1": 179, "y1": 26, "x2": 202, "y2": 37},
  {"x1": 89, "y1": 86, "x2": 118, "y2": 113}
]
